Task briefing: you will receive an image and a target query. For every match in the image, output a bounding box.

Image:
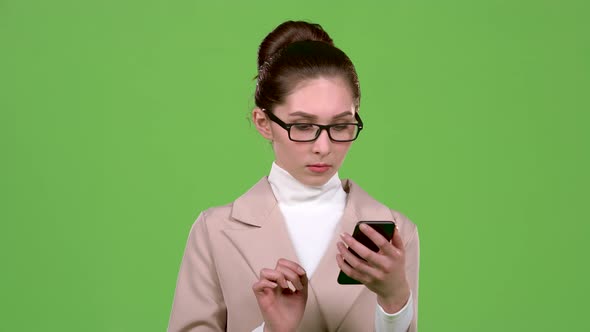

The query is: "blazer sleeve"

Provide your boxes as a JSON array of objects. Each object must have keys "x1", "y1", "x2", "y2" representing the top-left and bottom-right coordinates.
[
  {"x1": 402, "y1": 216, "x2": 420, "y2": 332},
  {"x1": 168, "y1": 211, "x2": 226, "y2": 332}
]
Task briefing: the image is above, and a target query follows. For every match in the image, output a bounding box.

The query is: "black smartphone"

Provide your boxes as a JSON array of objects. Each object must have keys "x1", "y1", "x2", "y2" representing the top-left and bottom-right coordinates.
[{"x1": 337, "y1": 221, "x2": 396, "y2": 285}]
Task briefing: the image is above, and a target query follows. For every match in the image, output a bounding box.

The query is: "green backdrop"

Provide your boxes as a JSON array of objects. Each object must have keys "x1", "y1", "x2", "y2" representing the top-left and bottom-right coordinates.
[{"x1": 1, "y1": 0, "x2": 588, "y2": 331}]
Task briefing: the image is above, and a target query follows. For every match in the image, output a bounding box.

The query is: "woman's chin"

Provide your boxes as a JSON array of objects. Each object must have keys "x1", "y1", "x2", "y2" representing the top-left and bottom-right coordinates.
[{"x1": 300, "y1": 171, "x2": 335, "y2": 187}]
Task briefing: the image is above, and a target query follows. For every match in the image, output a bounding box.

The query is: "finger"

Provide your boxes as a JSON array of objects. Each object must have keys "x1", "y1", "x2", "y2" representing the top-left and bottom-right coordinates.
[
  {"x1": 259, "y1": 268, "x2": 289, "y2": 289},
  {"x1": 276, "y1": 258, "x2": 307, "y2": 276},
  {"x1": 391, "y1": 225, "x2": 405, "y2": 251},
  {"x1": 340, "y1": 232, "x2": 381, "y2": 264},
  {"x1": 337, "y1": 241, "x2": 379, "y2": 277},
  {"x1": 359, "y1": 223, "x2": 396, "y2": 256},
  {"x1": 275, "y1": 264, "x2": 304, "y2": 290},
  {"x1": 276, "y1": 259, "x2": 308, "y2": 290},
  {"x1": 336, "y1": 253, "x2": 365, "y2": 283},
  {"x1": 252, "y1": 279, "x2": 278, "y2": 293}
]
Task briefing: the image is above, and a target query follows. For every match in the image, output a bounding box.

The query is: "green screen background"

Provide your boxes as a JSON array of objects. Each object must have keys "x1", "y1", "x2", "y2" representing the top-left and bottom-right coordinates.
[{"x1": 1, "y1": 0, "x2": 588, "y2": 331}]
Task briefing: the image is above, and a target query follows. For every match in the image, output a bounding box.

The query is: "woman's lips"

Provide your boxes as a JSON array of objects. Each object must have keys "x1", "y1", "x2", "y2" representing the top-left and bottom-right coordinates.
[{"x1": 307, "y1": 164, "x2": 332, "y2": 173}]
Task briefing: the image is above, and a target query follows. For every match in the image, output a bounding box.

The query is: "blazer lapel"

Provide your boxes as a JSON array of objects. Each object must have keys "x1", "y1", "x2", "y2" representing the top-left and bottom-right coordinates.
[
  {"x1": 222, "y1": 177, "x2": 328, "y2": 330},
  {"x1": 222, "y1": 177, "x2": 300, "y2": 278}
]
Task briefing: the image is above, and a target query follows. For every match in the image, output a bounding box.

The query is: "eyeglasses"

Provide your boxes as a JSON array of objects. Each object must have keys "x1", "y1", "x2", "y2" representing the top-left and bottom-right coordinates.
[{"x1": 262, "y1": 109, "x2": 363, "y2": 142}]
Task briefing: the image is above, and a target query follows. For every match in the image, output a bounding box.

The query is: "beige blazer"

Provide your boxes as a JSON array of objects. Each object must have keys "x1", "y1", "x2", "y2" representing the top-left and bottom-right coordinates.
[{"x1": 168, "y1": 177, "x2": 419, "y2": 332}]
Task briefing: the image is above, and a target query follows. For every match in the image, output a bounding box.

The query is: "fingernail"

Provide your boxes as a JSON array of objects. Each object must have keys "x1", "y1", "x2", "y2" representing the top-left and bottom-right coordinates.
[{"x1": 360, "y1": 223, "x2": 369, "y2": 231}]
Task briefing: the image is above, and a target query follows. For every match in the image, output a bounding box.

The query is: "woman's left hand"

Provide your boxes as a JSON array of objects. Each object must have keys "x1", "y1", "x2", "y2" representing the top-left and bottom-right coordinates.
[{"x1": 336, "y1": 223, "x2": 411, "y2": 314}]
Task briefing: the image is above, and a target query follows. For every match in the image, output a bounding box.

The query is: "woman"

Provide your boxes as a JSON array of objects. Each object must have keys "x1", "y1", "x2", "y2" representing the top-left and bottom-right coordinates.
[{"x1": 168, "y1": 21, "x2": 419, "y2": 332}]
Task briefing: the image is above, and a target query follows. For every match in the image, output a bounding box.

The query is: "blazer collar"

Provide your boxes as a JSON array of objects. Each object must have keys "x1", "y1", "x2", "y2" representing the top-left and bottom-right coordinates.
[{"x1": 230, "y1": 176, "x2": 278, "y2": 227}]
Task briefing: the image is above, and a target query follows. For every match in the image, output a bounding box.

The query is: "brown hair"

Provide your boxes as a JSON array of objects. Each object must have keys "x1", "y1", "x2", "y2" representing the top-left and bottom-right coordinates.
[{"x1": 254, "y1": 21, "x2": 361, "y2": 112}]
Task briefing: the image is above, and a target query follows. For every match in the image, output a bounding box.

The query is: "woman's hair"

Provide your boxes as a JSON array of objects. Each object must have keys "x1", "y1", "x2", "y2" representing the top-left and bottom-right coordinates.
[{"x1": 254, "y1": 21, "x2": 361, "y2": 112}]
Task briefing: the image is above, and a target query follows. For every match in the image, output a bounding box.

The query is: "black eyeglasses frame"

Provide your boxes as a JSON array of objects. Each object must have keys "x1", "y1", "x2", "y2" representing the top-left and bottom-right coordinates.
[{"x1": 262, "y1": 109, "x2": 364, "y2": 142}]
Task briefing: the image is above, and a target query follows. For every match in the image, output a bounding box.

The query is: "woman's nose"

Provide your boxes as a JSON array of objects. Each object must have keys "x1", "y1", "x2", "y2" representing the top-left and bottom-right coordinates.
[{"x1": 311, "y1": 129, "x2": 331, "y2": 155}]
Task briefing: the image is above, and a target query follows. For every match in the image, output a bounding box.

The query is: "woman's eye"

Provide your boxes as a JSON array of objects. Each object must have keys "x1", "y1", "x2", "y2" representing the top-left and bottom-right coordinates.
[
  {"x1": 332, "y1": 125, "x2": 349, "y2": 131},
  {"x1": 293, "y1": 124, "x2": 314, "y2": 131}
]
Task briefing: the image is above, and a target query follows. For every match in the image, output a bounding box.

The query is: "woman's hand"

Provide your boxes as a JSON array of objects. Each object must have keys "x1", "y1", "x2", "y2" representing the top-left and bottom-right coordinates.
[
  {"x1": 336, "y1": 223, "x2": 411, "y2": 314},
  {"x1": 252, "y1": 258, "x2": 308, "y2": 332}
]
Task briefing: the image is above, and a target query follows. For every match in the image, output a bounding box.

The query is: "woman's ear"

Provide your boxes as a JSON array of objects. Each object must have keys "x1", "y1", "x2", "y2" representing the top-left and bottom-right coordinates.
[{"x1": 252, "y1": 108, "x2": 273, "y2": 140}]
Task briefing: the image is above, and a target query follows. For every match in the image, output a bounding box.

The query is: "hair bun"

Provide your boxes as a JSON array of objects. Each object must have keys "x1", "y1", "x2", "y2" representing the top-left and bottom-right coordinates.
[
  {"x1": 254, "y1": 20, "x2": 360, "y2": 113},
  {"x1": 257, "y1": 21, "x2": 334, "y2": 70}
]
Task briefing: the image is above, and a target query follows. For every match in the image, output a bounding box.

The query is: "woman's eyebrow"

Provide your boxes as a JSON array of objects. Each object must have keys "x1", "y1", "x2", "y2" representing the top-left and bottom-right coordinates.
[{"x1": 288, "y1": 111, "x2": 354, "y2": 120}]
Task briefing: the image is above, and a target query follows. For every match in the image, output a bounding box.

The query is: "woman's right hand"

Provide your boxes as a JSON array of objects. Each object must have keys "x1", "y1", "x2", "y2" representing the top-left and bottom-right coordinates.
[{"x1": 252, "y1": 258, "x2": 308, "y2": 332}]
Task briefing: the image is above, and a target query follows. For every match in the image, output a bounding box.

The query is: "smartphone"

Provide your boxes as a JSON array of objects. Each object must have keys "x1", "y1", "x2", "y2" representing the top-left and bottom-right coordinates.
[{"x1": 337, "y1": 221, "x2": 396, "y2": 284}]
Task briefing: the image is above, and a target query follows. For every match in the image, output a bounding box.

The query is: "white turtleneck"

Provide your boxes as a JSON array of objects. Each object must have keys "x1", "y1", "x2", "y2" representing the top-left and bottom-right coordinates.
[
  {"x1": 251, "y1": 162, "x2": 413, "y2": 332},
  {"x1": 268, "y1": 161, "x2": 346, "y2": 277}
]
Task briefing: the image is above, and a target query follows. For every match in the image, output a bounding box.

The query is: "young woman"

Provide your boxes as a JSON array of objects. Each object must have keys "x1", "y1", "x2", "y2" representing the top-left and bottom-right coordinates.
[{"x1": 168, "y1": 21, "x2": 419, "y2": 332}]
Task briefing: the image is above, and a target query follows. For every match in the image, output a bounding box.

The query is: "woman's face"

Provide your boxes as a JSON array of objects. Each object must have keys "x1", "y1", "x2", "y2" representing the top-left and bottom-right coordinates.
[{"x1": 254, "y1": 76, "x2": 357, "y2": 187}]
